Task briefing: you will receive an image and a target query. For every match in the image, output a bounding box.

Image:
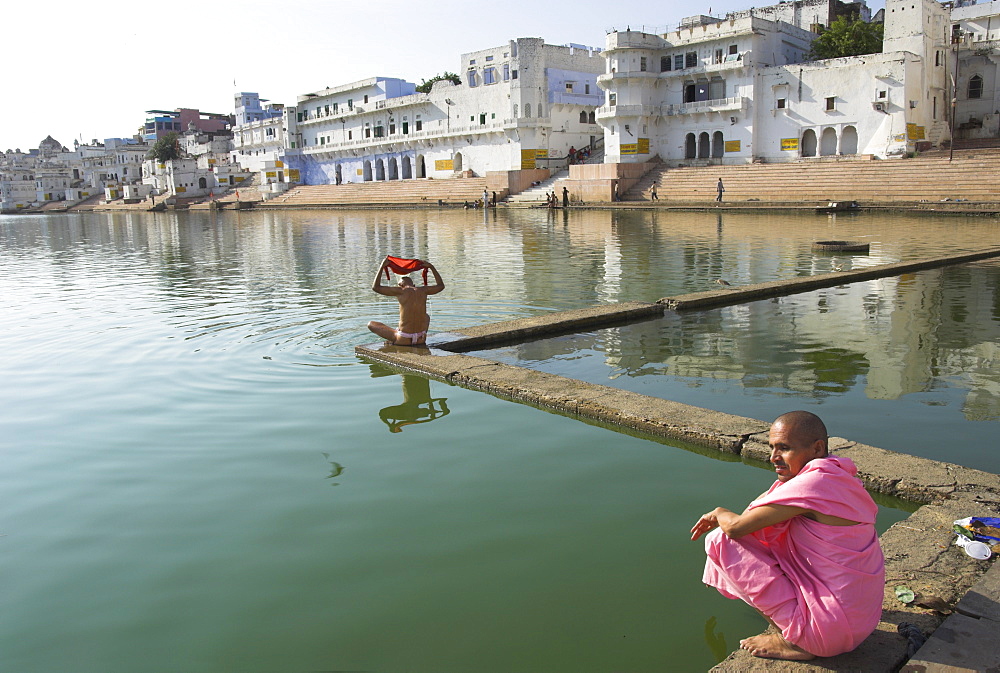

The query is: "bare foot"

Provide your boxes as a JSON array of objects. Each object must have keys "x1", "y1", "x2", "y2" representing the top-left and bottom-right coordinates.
[{"x1": 739, "y1": 632, "x2": 816, "y2": 661}]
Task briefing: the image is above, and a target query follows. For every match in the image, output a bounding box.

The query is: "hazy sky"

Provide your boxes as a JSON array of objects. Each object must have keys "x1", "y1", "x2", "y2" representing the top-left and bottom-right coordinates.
[{"x1": 3, "y1": 0, "x2": 885, "y2": 152}]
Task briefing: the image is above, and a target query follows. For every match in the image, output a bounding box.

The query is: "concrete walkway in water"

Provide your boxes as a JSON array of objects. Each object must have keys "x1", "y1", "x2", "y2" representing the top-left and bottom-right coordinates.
[{"x1": 356, "y1": 248, "x2": 1000, "y2": 672}]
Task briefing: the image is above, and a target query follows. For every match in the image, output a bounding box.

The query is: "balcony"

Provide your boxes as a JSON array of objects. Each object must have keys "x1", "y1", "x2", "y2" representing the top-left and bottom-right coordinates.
[
  {"x1": 595, "y1": 104, "x2": 660, "y2": 121},
  {"x1": 605, "y1": 31, "x2": 664, "y2": 51},
  {"x1": 663, "y1": 96, "x2": 747, "y2": 116},
  {"x1": 597, "y1": 71, "x2": 661, "y2": 86}
]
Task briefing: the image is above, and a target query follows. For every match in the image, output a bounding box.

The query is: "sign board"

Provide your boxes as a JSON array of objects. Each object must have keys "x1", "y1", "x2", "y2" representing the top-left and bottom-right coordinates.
[
  {"x1": 781, "y1": 138, "x2": 799, "y2": 151},
  {"x1": 265, "y1": 171, "x2": 277, "y2": 178},
  {"x1": 620, "y1": 143, "x2": 638, "y2": 155},
  {"x1": 435, "y1": 159, "x2": 455, "y2": 171},
  {"x1": 637, "y1": 138, "x2": 650, "y2": 154},
  {"x1": 725, "y1": 140, "x2": 741, "y2": 153},
  {"x1": 275, "y1": 160, "x2": 284, "y2": 168},
  {"x1": 287, "y1": 169, "x2": 300, "y2": 181},
  {"x1": 906, "y1": 124, "x2": 925, "y2": 140},
  {"x1": 520, "y1": 150, "x2": 536, "y2": 170}
]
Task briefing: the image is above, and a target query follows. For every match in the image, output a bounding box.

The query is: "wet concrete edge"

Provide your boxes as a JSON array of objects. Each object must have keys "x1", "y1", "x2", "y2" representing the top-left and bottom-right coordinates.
[{"x1": 354, "y1": 249, "x2": 1000, "y2": 672}]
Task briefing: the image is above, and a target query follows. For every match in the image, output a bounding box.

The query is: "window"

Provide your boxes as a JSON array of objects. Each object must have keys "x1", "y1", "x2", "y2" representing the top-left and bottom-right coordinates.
[
  {"x1": 969, "y1": 74, "x2": 984, "y2": 99},
  {"x1": 347, "y1": 131, "x2": 352, "y2": 140},
  {"x1": 729, "y1": 44, "x2": 738, "y2": 55},
  {"x1": 467, "y1": 70, "x2": 478, "y2": 87},
  {"x1": 715, "y1": 49, "x2": 723, "y2": 64},
  {"x1": 525, "y1": 103, "x2": 531, "y2": 117},
  {"x1": 640, "y1": 56, "x2": 647, "y2": 71},
  {"x1": 566, "y1": 82, "x2": 574, "y2": 93},
  {"x1": 935, "y1": 50, "x2": 942, "y2": 66},
  {"x1": 777, "y1": 98, "x2": 786, "y2": 109},
  {"x1": 580, "y1": 111, "x2": 588, "y2": 123},
  {"x1": 416, "y1": 118, "x2": 422, "y2": 131},
  {"x1": 585, "y1": 84, "x2": 590, "y2": 94},
  {"x1": 470, "y1": 59, "x2": 476, "y2": 65},
  {"x1": 484, "y1": 68, "x2": 496, "y2": 85},
  {"x1": 877, "y1": 90, "x2": 887, "y2": 99},
  {"x1": 662, "y1": 56, "x2": 671, "y2": 71},
  {"x1": 538, "y1": 104, "x2": 543, "y2": 116},
  {"x1": 389, "y1": 123, "x2": 396, "y2": 134},
  {"x1": 825, "y1": 96, "x2": 836, "y2": 110},
  {"x1": 324, "y1": 104, "x2": 330, "y2": 114},
  {"x1": 674, "y1": 54, "x2": 684, "y2": 70},
  {"x1": 609, "y1": 93, "x2": 617, "y2": 106},
  {"x1": 513, "y1": 104, "x2": 518, "y2": 117},
  {"x1": 348, "y1": 99, "x2": 353, "y2": 110},
  {"x1": 333, "y1": 102, "x2": 339, "y2": 113},
  {"x1": 486, "y1": 55, "x2": 493, "y2": 61},
  {"x1": 686, "y1": 51, "x2": 698, "y2": 68},
  {"x1": 589, "y1": 111, "x2": 596, "y2": 124},
  {"x1": 363, "y1": 95, "x2": 369, "y2": 104},
  {"x1": 512, "y1": 69, "x2": 518, "y2": 80},
  {"x1": 503, "y1": 64, "x2": 510, "y2": 81},
  {"x1": 374, "y1": 124, "x2": 383, "y2": 137}
]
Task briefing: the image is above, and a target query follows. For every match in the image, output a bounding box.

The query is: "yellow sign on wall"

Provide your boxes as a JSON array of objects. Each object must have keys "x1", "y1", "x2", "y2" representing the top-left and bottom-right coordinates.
[
  {"x1": 287, "y1": 169, "x2": 300, "y2": 181},
  {"x1": 781, "y1": 138, "x2": 799, "y2": 151},
  {"x1": 725, "y1": 140, "x2": 741, "y2": 153},
  {"x1": 435, "y1": 159, "x2": 455, "y2": 171},
  {"x1": 265, "y1": 171, "x2": 277, "y2": 178},
  {"x1": 906, "y1": 124, "x2": 925, "y2": 140},
  {"x1": 637, "y1": 138, "x2": 650, "y2": 154},
  {"x1": 520, "y1": 150, "x2": 536, "y2": 170},
  {"x1": 357, "y1": 168, "x2": 364, "y2": 176},
  {"x1": 620, "y1": 143, "x2": 638, "y2": 155},
  {"x1": 275, "y1": 160, "x2": 284, "y2": 168}
]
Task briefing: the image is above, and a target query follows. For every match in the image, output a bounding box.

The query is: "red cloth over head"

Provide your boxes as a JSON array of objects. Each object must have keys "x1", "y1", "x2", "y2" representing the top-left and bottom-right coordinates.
[{"x1": 384, "y1": 256, "x2": 429, "y2": 285}]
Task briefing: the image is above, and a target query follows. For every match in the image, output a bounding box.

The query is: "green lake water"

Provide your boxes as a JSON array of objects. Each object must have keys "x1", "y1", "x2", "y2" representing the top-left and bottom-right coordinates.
[{"x1": 3, "y1": 207, "x2": 992, "y2": 672}]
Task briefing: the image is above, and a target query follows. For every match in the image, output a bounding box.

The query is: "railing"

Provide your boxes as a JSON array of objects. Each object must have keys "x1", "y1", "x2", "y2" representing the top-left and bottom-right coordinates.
[{"x1": 663, "y1": 96, "x2": 746, "y2": 115}]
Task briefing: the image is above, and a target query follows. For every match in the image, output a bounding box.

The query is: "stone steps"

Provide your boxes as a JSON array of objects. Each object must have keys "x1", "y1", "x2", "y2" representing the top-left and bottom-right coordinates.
[
  {"x1": 625, "y1": 149, "x2": 1000, "y2": 203},
  {"x1": 261, "y1": 177, "x2": 490, "y2": 207}
]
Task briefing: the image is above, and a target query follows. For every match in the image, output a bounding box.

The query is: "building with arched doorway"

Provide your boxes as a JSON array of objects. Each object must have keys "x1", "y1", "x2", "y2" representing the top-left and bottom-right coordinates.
[
  {"x1": 597, "y1": 0, "x2": 951, "y2": 165},
  {"x1": 266, "y1": 38, "x2": 604, "y2": 187}
]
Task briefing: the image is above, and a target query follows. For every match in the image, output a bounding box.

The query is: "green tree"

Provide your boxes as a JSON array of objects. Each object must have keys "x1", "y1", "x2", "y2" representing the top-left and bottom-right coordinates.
[
  {"x1": 808, "y1": 16, "x2": 884, "y2": 60},
  {"x1": 147, "y1": 132, "x2": 181, "y2": 161},
  {"x1": 415, "y1": 72, "x2": 461, "y2": 93}
]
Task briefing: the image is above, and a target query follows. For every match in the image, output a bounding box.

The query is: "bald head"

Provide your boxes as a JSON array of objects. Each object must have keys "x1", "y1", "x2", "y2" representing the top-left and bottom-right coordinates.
[{"x1": 772, "y1": 411, "x2": 828, "y2": 456}]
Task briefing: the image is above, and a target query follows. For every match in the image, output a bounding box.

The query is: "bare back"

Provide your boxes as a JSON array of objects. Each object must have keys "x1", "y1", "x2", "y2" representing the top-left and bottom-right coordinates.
[{"x1": 395, "y1": 287, "x2": 432, "y2": 333}]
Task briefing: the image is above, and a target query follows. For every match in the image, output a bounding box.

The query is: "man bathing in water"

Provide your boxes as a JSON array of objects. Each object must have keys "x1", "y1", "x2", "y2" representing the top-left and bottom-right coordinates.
[
  {"x1": 367, "y1": 256, "x2": 445, "y2": 346},
  {"x1": 691, "y1": 411, "x2": 884, "y2": 661}
]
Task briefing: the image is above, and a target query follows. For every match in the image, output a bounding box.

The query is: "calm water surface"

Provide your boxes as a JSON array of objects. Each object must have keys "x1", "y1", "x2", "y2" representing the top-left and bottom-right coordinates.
[{"x1": 3, "y1": 207, "x2": 992, "y2": 672}]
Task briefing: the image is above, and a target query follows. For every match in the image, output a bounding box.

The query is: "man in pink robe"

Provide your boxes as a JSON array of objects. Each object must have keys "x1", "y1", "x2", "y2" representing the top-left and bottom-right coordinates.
[{"x1": 690, "y1": 411, "x2": 885, "y2": 660}]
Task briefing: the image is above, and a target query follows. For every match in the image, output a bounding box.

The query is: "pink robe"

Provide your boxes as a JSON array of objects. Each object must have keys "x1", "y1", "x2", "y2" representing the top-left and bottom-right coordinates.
[{"x1": 702, "y1": 456, "x2": 885, "y2": 657}]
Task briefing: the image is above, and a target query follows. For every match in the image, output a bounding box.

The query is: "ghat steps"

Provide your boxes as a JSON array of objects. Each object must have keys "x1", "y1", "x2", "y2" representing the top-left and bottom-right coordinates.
[
  {"x1": 258, "y1": 177, "x2": 489, "y2": 208},
  {"x1": 624, "y1": 149, "x2": 1000, "y2": 204}
]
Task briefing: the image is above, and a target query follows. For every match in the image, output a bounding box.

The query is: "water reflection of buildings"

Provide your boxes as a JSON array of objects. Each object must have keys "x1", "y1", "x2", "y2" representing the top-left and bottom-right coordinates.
[{"x1": 593, "y1": 262, "x2": 1000, "y2": 420}]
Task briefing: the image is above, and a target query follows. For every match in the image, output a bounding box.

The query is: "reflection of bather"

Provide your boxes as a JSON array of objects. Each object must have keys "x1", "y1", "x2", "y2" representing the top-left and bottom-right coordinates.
[{"x1": 379, "y1": 375, "x2": 450, "y2": 433}]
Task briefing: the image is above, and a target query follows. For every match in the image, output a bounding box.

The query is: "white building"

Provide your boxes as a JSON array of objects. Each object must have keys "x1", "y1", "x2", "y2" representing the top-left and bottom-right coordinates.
[
  {"x1": 231, "y1": 92, "x2": 296, "y2": 174},
  {"x1": 597, "y1": 0, "x2": 951, "y2": 164},
  {"x1": 951, "y1": 0, "x2": 1000, "y2": 140},
  {"x1": 280, "y1": 38, "x2": 605, "y2": 186}
]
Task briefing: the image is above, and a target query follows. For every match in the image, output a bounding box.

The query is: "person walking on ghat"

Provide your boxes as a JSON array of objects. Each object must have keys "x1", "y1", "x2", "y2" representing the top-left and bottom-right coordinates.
[
  {"x1": 367, "y1": 256, "x2": 445, "y2": 346},
  {"x1": 562, "y1": 186, "x2": 569, "y2": 208},
  {"x1": 483, "y1": 189, "x2": 490, "y2": 209},
  {"x1": 716, "y1": 177, "x2": 725, "y2": 202},
  {"x1": 649, "y1": 183, "x2": 658, "y2": 201}
]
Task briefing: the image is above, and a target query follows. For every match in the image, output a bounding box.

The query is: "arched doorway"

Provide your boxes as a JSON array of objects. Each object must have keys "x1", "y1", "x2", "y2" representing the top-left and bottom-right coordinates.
[
  {"x1": 388, "y1": 157, "x2": 398, "y2": 180},
  {"x1": 198, "y1": 177, "x2": 207, "y2": 189},
  {"x1": 453, "y1": 152, "x2": 463, "y2": 172},
  {"x1": 416, "y1": 155, "x2": 426, "y2": 178},
  {"x1": 841, "y1": 126, "x2": 859, "y2": 155},
  {"x1": 801, "y1": 129, "x2": 817, "y2": 157},
  {"x1": 698, "y1": 132, "x2": 710, "y2": 159},
  {"x1": 375, "y1": 159, "x2": 385, "y2": 181},
  {"x1": 685, "y1": 133, "x2": 696, "y2": 159},
  {"x1": 401, "y1": 156, "x2": 412, "y2": 179},
  {"x1": 820, "y1": 127, "x2": 838, "y2": 156},
  {"x1": 712, "y1": 131, "x2": 724, "y2": 158},
  {"x1": 363, "y1": 161, "x2": 373, "y2": 181}
]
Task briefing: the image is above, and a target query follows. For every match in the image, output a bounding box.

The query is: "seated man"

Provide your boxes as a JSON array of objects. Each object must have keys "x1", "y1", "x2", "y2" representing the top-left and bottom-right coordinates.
[
  {"x1": 367, "y1": 256, "x2": 445, "y2": 346},
  {"x1": 690, "y1": 411, "x2": 884, "y2": 661}
]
